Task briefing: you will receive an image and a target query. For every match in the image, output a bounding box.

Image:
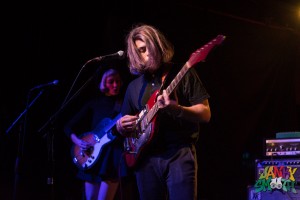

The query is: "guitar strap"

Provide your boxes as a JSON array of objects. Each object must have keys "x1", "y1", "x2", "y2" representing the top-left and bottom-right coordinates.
[
  {"x1": 140, "y1": 63, "x2": 180, "y2": 107},
  {"x1": 140, "y1": 74, "x2": 160, "y2": 108},
  {"x1": 159, "y1": 63, "x2": 181, "y2": 99}
]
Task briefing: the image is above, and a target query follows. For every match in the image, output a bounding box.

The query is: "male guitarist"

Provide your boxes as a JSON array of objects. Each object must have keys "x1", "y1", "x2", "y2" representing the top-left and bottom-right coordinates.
[
  {"x1": 116, "y1": 24, "x2": 211, "y2": 200},
  {"x1": 64, "y1": 67, "x2": 133, "y2": 200}
]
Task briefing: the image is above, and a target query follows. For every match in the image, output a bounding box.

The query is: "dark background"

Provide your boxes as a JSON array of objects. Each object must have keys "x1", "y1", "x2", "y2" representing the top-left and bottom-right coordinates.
[{"x1": 1, "y1": 0, "x2": 300, "y2": 199}]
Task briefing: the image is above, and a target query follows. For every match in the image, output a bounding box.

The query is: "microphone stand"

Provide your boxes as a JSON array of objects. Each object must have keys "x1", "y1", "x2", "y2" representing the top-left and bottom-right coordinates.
[
  {"x1": 6, "y1": 89, "x2": 45, "y2": 200},
  {"x1": 38, "y1": 71, "x2": 98, "y2": 134},
  {"x1": 6, "y1": 90, "x2": 45, "y2": 134},
  {"x1": 37, "y1": 60, "x2": 102, "y2": 199},
  {"x1": 38, "y1": 57, "x2": 103, "y2": 134},
  {"x1": 37, "y1": 74, "x2": 97, "y2": 200}
]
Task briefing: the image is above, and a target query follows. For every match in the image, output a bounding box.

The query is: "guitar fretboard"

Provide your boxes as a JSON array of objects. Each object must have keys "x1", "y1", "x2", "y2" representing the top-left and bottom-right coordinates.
[{"x1": 145, "y1": 64, "x2": 189, "y2": 123}]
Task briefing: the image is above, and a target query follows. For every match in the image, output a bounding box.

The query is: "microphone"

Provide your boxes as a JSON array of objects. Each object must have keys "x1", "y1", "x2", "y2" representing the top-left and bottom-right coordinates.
[
  {"x1": 92, "y1": 50, "x2": 125, "y2": 61},
  {"x1": 30, "y1": 80, "x2": 59, "y2": 91}
]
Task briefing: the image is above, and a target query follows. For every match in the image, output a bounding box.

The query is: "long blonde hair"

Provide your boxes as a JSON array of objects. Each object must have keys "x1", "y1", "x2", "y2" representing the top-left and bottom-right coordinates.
[{"x1": 126, "y1": 24, "x2": 174, "y2": 75}]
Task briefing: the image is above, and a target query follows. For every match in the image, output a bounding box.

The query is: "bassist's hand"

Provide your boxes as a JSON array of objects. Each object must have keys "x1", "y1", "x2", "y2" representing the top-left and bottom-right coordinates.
[
  {"x1": 71, "y1": 133, "x2": 92, "y2": 150},
  {"x1": 116, "y1": 115, "x2": 138, "y2": 137}
]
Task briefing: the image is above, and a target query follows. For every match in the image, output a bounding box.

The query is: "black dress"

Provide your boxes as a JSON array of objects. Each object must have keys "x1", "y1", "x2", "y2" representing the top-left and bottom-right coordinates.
[{"x1": 64, "y1": 94, "x2": 128, "y2": 183}]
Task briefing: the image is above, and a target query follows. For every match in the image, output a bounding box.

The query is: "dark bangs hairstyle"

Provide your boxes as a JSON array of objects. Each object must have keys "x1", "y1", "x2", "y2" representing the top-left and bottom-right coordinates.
[{"x1": 126, "y1": 24, "x2": 174, "y2": 75}]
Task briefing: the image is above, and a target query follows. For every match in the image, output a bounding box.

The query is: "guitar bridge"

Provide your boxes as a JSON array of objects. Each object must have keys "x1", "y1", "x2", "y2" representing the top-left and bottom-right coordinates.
[{"x1": 136, "y1": 106, "x2": 150, "y2": 134}]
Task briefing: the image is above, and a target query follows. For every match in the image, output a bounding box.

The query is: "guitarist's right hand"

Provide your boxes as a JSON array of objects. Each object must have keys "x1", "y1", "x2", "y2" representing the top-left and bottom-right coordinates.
[
  {"x1": 116, "y1": 115, "x2": 138, "y2": 137},
  {"x1": 71, "y1": 133, "x2": 93, "y2": 150}
]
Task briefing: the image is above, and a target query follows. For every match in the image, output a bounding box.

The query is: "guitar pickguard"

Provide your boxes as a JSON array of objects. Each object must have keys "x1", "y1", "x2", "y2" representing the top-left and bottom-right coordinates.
[{"x1": 71, "y1": 114, "x2": 122, "y2": 170}]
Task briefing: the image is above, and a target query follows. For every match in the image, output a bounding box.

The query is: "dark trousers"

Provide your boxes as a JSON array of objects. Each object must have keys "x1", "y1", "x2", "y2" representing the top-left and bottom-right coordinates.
[{"x1": 135, "y1": 145, "x2": 197, "y2": 200}]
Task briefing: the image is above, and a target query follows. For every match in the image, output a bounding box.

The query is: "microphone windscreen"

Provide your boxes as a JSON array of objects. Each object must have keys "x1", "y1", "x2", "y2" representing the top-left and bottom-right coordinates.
[{"x1": 118, "y1": 50, "x2": 125, "y2": 57}]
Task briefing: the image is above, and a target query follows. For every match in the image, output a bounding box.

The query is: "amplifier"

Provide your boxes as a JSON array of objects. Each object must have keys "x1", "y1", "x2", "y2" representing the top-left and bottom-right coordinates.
[
  {"x1": 255, "y1": 158, "x2": 300, "y2": 181},
  {"x1": 265, "y1": 138, "x2": 300, "y2": 157},
  {"x1": 248, "y1": 185, "x2": 300, "y2": 200}
]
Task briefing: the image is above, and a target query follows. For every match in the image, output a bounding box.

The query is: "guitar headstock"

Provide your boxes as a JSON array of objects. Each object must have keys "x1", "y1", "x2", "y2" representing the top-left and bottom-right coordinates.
[{"x1": 187, "y1": 34, "x2": 226, "y2": 68}]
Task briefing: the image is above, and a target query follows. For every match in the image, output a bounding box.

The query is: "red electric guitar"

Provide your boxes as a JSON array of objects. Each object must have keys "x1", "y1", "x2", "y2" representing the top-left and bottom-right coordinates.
[{"x1": 124, "y1": 34, "x2": 226, "y2": 168}]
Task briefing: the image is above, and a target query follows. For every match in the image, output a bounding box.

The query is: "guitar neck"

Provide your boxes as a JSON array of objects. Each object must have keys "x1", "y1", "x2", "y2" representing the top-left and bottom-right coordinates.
[
  {"x1": 165, "y1": 63, "x2": 189, "y2": 96},
  {"x1": 142, "y1": 35, "x2": 226, "y2": 124},
  {"x1": 145, "y1": 63, "x2": 189, "y2": 122},
  {"x1": 103, "y1": 113, "x2": 122, "y2": 132}
]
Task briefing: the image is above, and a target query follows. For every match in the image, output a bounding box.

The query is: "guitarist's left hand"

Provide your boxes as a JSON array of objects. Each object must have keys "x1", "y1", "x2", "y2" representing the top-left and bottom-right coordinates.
[
  {"x1": 158, "y1": 90, "x2": 211, "y2": 123},
  {"x1": 157, "y1": 90, "x2": 182, "y2": 117}
]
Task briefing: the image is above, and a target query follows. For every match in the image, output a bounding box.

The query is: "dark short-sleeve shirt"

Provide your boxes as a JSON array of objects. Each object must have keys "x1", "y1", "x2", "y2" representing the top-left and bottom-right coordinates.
[{"x1": 121, "y1": 63, "x2": 210, "y2": 150}]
